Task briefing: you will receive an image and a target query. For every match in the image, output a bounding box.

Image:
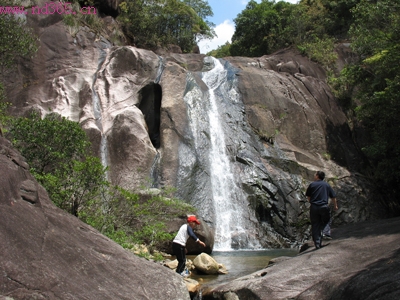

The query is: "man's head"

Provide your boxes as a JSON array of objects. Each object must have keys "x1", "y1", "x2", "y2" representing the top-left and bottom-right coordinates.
[
  {"x1": 187, "y1": 215, "x2": 200, "y2": 225},
  {"x1": 315, "y1": 171, "x2": 325, "y2": 180}
]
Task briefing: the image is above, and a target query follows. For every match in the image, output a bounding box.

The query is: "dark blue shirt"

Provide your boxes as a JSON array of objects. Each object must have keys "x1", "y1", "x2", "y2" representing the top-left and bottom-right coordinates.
[{"x1": 306, "y1": 180, "x2": 336, "y2": 206}]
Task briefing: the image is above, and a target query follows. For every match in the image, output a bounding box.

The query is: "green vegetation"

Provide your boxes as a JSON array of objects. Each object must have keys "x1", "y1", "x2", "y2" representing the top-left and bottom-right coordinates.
[
  {"x1": 118, "y1": 0, "x2": 215, "y2": 52},
  {"x1": 336, "y1": 0, "x2": 400, "y2": 212},
  {"x1": 63, "y1": 2, "x2": 103, "y2": 35},
  {"x1": 4, "y1": 113, "x2": 195, "y2": 255},
  {"x1": 0, "y1": 0, "x2": 38, "y2": 126},
  {"x1": 208, "y1": 0, "x2": 356, "y2": 61},
  {"x1": 207, "y1": 42, "x2": 231, "y2": 58},
  {"x1": 8, "y1": 112, "x2": 107, "y2": 217},
  {"x1": 227, "y1": 0, "x2": 357, "y2": 60},
  {"x1": 80, "y1": 186, "x2": 196, "y2": 253},
  {"x1": 63, "y1": 1, "x2": 216, "y2": 51},
  {"x1": 0, "y1": 3, "x2": 38, "y2": 73},
  {"x1": 297, "y1": 36, "x2": 338, "y2": 72},
  {"x1": 230, "y1": 0, "x2": 298, "y2": 57},
  {"x1": 0, "y1": 1, "x2": 35, "y2": 131}
]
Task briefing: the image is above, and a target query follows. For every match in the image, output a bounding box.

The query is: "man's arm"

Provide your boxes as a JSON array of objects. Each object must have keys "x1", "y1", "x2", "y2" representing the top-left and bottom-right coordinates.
[
  {"x1": 187, "y1": 225, "x2": 206, "y2": 247},
  {"x1": 331, "y1": 197, "x2": 338, "y2": 210}
]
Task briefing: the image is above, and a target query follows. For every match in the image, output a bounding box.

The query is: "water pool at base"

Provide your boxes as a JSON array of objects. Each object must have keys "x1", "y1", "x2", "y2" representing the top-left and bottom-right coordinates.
[{"x1": 187, "y1": 248, "x2": 299, "y2": 287}]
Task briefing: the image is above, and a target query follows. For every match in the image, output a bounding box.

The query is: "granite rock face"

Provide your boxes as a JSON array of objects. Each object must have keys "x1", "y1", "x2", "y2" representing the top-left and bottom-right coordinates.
[
  {"x1": 4, "y1": 9, "x2": 385, "y2": 250},
  {"x1": 0, "y1": 137, "x2": 190, "y2": 299}
]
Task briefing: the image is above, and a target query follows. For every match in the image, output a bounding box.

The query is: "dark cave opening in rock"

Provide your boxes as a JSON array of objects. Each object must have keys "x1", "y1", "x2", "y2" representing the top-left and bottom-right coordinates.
[{"x1": 138, "y1": 83, "x2": 162, "y2": 149}]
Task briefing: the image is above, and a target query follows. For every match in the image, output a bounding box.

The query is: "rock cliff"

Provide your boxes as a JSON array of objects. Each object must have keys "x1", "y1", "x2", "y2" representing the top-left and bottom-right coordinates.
[{"x1": 4, "y1": 2, "x2": 385, "y2": 250}]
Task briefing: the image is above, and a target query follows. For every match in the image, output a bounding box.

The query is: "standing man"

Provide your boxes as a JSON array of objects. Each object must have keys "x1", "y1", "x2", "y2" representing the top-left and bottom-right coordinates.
[
  {"x1": 306, "y1": 171, "x2": 338, "y2": 249},
  {"x1": 172, "y1": 215, "x2": 206, "y2": 276}
]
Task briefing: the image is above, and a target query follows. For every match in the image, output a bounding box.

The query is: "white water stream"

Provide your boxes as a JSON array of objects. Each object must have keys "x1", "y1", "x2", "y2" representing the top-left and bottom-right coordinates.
[{"x1": 201, "y1": 58, "x2": 254, "y2": 251}]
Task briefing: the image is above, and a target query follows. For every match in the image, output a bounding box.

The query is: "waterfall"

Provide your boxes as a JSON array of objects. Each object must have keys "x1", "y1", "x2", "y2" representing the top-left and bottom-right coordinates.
[
  {"x1": 92, "y1": 49, "x2": 108, "y2": 177},
  {"x1": 202, "y1": 58, "x2": 260, "y2": 251}
]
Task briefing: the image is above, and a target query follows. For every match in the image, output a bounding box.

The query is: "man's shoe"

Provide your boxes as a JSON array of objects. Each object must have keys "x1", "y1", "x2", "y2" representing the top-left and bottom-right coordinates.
[
  {"x1": 323, "y1": 234, "x2": 332, "y2": 240},
  {"x1": 180, "y1": 271, "x2": 190, "y2": 277}
]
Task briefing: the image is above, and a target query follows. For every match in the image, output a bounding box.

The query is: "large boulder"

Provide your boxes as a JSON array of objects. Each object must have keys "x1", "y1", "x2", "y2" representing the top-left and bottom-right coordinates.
[
  {"x1": 193, "y1": 253, "x2": 220, "y2": 275},
  {"x1": 0, "y1": 137, "x2": 190, "y2": 299}
]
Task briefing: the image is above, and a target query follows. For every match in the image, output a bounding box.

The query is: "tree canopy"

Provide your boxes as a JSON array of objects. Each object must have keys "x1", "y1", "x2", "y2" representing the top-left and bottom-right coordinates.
[
  {"x1": 8, "y1": 113, "x2": 108, "y2": 216},
  {"x1": 337, "y1": 0, "x2": 400, "y2": 212},
  {"x1": 118, "y1": 0, "x2": 215, "y2": 52},
  {"x1": 230, "y1": 0, "x2": 297, "y2": 57},
  {"x1": 229, "y1": 0, "x2": 361, "y2": 57},
  {"x1": 0, "y1": 1, "x2": 38, "y2": 107},
  {"x1": 0, "y1": 10, "x2": 38, "y2": 72}
]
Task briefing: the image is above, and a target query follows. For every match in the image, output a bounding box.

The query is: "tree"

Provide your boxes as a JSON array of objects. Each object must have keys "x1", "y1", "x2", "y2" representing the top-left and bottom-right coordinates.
[
  {"x1": 118, "y1": 0, "x2": 215, "y2": 52},
  {"x1": 207, "y1": 41, "x2": 231, "y2": 58},
  {"x1": 338, "y1": 0, "x2": 400, "y2": 212},
  {"x1": 0, "y1": 2, "x2": 38, "y2": 74},
  {"x1": 319, "y1": 0, "x2": 360, "y2": 37},
  {"x1": 0, "y1": 1, "x2": 38, "y2": 125},
  {"x1": 8, "y1": 112, "x2": 108, "y2": 216},
  {"x1": 230, "y1": 0, "x2": 297, "y2": 57}
]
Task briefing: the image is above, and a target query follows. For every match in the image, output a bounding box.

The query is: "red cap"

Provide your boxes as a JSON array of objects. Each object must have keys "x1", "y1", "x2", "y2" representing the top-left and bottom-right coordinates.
[{"x1": 187, "y1": 215, "x2": 200, "y2": 224}]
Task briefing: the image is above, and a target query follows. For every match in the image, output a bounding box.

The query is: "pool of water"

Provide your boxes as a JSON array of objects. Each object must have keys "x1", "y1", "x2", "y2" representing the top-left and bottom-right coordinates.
[{"x1": 187, "y1": 248, "x2": 298, "y2": 288}]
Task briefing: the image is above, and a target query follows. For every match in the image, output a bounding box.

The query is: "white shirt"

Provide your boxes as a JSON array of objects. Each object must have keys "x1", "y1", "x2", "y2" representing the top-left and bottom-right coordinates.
[{"x1": 173, "y1": 224, "x2": 199, "y2": 246}]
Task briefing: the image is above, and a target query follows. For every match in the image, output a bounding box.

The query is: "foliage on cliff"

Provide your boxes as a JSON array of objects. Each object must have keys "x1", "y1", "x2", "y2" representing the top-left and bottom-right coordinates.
[
  {"x1": 118, "y1": 0, "x2": 215, "y2": 52},
  {"x1": 336, "y1": 0, "x2": 400, "y2": 213},
  {"x1": 0, "y1": 1, "x2": 38, "y2": 123},
  {"x1": 0, "y1": 3, "x2": 38, "y2": 72},
  {"x1": 8, "y1": 112, "x2": 107, "y2": 217},
  {"x1": 228, "y1": 0, "x2": 359, "y2": 58},
  {"x1": 230, "y1": 0, "x2": 298, "y2": 57}
]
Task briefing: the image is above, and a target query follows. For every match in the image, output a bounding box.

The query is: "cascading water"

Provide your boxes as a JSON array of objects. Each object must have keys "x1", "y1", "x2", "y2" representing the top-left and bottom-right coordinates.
[
  {"x1": 203, "y1": 58, "x2": 249, "y2": 250},
  {"x1": 92, "y1": 49, "x2": 108, "y2": 176},
  {"x1": 184, "y1": 57, "x2": 262, "y2": 251}
]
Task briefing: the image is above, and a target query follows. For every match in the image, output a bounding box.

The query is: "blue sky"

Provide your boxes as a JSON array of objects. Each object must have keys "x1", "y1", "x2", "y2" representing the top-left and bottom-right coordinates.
[{"x1": 198, "y1": 0, "x2": 300, "y2": 54}]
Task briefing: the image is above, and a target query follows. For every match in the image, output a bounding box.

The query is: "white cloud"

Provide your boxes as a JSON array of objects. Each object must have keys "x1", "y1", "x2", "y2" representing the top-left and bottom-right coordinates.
[{"x1": 198, "y1": 20, "x2": 235, "y2": 54}]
